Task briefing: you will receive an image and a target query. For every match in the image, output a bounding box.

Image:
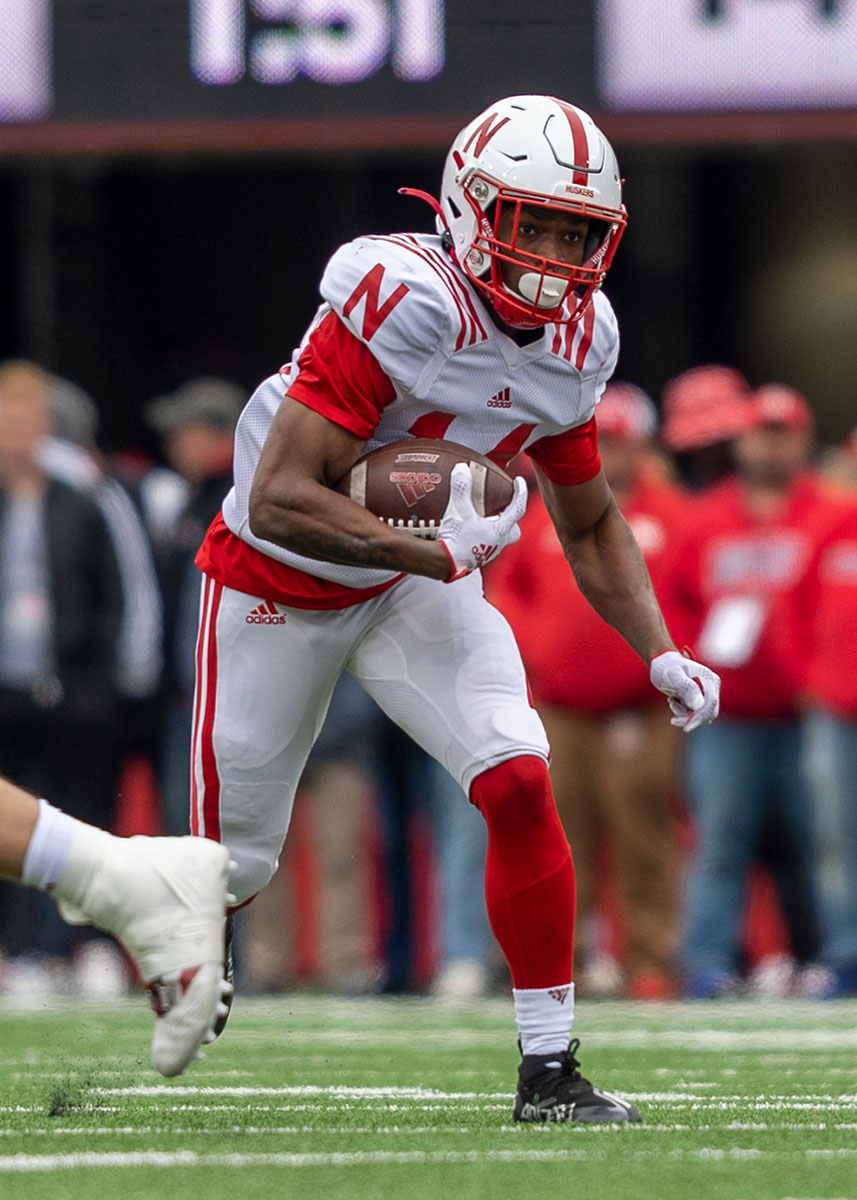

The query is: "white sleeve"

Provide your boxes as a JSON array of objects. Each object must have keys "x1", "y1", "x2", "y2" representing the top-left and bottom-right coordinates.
[{"x1": 319, "y1": 236, "x2": 451, "y2": 397}]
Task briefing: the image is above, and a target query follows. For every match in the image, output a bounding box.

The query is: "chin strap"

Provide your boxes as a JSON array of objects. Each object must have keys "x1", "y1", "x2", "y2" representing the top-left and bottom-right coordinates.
[
  {"x1": 397, "y1": 188, "x2": 461, "y2": 264},
  {"x1": 398, "y1": 186, "x2": 446, "y2": 224}
]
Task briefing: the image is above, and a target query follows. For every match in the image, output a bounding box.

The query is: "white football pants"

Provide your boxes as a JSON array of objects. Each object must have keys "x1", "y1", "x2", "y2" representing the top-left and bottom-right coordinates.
[{"x1": 191, "y1": 570, "x2": 549, "y2": 902}]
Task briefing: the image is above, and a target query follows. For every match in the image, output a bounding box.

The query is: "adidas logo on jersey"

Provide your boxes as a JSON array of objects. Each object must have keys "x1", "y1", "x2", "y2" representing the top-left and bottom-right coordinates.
[
  {"x1": 245, "y1": 602, "x2": 287, "y2": 625},
  {"x1": 487, "y1": 387, "x2": 511, "y2": 409}
]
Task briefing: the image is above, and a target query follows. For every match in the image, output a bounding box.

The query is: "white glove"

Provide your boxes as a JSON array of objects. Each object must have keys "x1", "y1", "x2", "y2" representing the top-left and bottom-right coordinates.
[
  {"x1": 438, "y1": 463, "x2": 528, "y2": 582},
  {"x1": 649, "y1": 649, "x2": 721, "y2": 732}
]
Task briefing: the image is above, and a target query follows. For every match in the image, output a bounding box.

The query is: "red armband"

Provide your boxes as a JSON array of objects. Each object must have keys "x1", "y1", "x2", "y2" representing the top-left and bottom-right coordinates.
[{"x1": 526, "y1": 416, "x2": 602, "y2": 485}]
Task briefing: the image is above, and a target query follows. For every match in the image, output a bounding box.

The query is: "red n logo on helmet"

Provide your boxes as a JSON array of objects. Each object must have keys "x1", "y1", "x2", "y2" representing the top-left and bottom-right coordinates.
[
  {"x1": 463, "y1": 113, "x2": 510, "y2": 158},
  {"x1": 344, "y1": 264, "x2": 409, "y2": 341}
]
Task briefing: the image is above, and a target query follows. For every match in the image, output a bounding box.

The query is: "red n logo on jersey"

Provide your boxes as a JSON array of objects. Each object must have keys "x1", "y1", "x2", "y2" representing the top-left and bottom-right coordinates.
[
  {"x1": 463, "y1": 113, "x2": 510, "y2": 158},
  {"x1": 343, "y1": 264, "x2": 409, "y2": 341}
]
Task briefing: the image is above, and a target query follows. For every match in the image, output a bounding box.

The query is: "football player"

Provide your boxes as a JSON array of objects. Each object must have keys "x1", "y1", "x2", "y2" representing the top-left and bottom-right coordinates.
[
  {"x1": 0, "y1": 774, "x2": 233, "y2": 1077},
  {"x1": 192, "y1": 95, "x2": 721, "y2": 1123}
]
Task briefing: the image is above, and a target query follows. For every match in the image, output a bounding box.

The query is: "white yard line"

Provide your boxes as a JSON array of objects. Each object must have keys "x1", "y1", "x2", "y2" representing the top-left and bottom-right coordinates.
[
  {"x1": 92, "y1": 1085, "x2": 857, "y2": 1104},
  {"x1": 4, "y1": 1015, "x2": 857, "y2": 1051},
  {"x1": 4, "y1": 1086, "x2": 856, "y2": 1121},
  {"x1": 105, "y1": 1027, "x2": 857, "y2": 1049},
  {"x1": 4, "y1": 1120, "x2": 857, "y2": 1136},
  {"x1": 0, "y1": 1125, "x2": 477, "y2": 1137},
  {"x1": 4, "y1": 1146, "x2": 857, "y2": 1172},
  {"x1": 95, "y1": 1085, "x2": 508, "y2": 1098}
]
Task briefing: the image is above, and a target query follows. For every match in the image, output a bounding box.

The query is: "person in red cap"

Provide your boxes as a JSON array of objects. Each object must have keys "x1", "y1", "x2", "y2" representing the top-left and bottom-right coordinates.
[
  {"x1": 662, "y1": 382, "x2": 844, "y2": 997},
  {"x1": 485, "y1": 382, "x2": 688, "y2": 1000},
  {"x1": 660, "y1": 365, "x2": 751, "y2": 491}
]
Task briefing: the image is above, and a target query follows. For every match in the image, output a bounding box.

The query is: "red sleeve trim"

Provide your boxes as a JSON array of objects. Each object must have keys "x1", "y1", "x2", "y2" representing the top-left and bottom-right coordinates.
[
  {"x1": 526, "y1": 416, "x2": 602, "y2": 485},
  {"x1": 286, "y1": 310, "x2": 396, "y2": 439}
]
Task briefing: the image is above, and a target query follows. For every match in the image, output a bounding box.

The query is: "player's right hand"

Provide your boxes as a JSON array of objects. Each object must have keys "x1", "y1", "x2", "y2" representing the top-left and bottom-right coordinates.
[{"x1": 438, "y1": 463, "x2": 528, "y2": 582}]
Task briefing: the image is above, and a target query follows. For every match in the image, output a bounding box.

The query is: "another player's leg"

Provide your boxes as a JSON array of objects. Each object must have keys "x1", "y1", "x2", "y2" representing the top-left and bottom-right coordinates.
[
  {"x1": 471, "y1": 755, "x2": 641, "y2": 1123},
  {"x1": 1, "y1": 777, "x2": 234, "y2": 1077},
  {"x1": 0, "y1": 776, "x2": 39, "y2": 878}
]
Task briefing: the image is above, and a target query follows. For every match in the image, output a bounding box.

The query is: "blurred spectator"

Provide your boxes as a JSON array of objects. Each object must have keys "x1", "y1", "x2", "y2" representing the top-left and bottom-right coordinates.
[
  {"x1": 662, "y1": 367, "x2": 826, "y2": 989},
  {"x1": 144, "y1": 377, "x2": 246, "y2": 835},
  {"x1": 485, "y1": 382, "x2": 686, "y2": 1000},
  {"x1": 38, "y1": 375, "x2": 165, "y2": 997},
  {"x1": 0, "y1": 360, "x2": 123, "y2": 997},
  {"x1": 427, "y1": 752, "x2": 497, "y2": 1001},
  {"x1": 660, "y1": 364, "x2": 751, "y2": 491},
  {"x1": 41, "y1": 374, "x2": 163, "y2": 713},
  {"x1": 373, "y1": 717, "x2": 495, "y2": 998},
  {"x1": 239, "y1": 672, "x2": 384, "y2": 996},
  {"x1": 119, "y1": 455, "x2": 192, "y2": 560},
  {"x1": 817, "y1": 425, "x2": 857, "y2": 493},
  {"x1": 664, "y1": 383, "x2": 841, "y2": 997},
  {"x1": 800, "y1": 494, "x2": 857, "y2": 997}
]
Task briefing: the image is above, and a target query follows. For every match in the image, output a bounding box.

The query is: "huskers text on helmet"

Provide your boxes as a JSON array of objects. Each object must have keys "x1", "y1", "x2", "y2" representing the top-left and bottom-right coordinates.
[{"x1": 190, "y1": 0, "x2": 445, "y2": 87}]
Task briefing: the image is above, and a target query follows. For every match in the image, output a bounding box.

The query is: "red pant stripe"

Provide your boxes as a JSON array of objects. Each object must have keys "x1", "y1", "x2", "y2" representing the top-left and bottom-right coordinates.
[
  {"x1": 189, "y1": 576, "x2": 212, "y2": 836},
  {"x1": 192, "y1": 575, "x2": 224, "y2": 842}
]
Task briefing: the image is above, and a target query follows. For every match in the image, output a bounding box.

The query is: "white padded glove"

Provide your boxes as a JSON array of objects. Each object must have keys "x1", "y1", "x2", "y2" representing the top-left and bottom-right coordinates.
[
  {"x1": 438, "y1": 463, "x2": 528, "y2": 582},
  {"x1": 649, "y1": 649, "x2": 721, "y2": 732}
]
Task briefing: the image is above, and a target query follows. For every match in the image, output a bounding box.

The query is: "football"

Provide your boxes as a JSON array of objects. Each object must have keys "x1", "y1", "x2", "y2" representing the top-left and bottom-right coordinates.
[{"x1": 333, "y1": 438, "x2": 515, "y2": 539}]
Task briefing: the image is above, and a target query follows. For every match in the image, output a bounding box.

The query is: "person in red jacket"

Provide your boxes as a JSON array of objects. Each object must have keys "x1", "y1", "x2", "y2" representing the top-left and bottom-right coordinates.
[
  {"x1": 664, "y1": 384, "x2": 843, "y2": 997},
  {"x1": 485, "y1": 382, "x2": 688, "y2": 999},
  {"x1": 800, "y1": 496, "x2": 857, "y2": 996}
]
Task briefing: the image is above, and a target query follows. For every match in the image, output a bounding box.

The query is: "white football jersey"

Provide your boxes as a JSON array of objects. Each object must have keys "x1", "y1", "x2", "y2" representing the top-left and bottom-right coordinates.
[{"x1": 221, "y1": 232, "x2": 619, "y2": 590}]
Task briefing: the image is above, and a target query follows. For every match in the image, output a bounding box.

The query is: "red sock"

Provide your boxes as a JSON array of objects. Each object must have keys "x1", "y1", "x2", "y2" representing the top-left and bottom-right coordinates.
[{"x1": 470, "y1": 756, "x2": 575, "y2": 989}]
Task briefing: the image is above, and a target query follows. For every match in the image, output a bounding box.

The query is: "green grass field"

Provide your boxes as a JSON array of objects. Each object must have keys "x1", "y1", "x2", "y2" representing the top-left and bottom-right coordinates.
[{"x1": 1, "y1": 993, "x2": 855, "y2": 1200}]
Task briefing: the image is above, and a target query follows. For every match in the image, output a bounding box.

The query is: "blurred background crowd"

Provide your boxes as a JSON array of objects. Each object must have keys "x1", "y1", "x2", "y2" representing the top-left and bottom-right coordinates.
[{"x1": 0, "y1": 358, "x2": 854, "y2": 1007}]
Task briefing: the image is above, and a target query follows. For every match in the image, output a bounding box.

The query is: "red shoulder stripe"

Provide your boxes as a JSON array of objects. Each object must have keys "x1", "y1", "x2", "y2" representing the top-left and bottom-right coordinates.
[
  {"x1": 550, "y1": 300, "x2": 597, "y2": 366},
  {"x1": 376, "y1": 235, "x2": 488, "y2": 350},
  {"x1": 574, "y1": 303, "x2": 596, "y2": 371}
]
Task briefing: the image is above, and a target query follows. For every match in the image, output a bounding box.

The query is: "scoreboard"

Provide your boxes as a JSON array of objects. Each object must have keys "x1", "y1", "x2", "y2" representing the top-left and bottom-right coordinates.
[
  {"x1": 1, "y1": 1, "x2": 856, "y2": 152},
  {"x1": 600, "y1": 0, "x2": 857, "y2": 112}
]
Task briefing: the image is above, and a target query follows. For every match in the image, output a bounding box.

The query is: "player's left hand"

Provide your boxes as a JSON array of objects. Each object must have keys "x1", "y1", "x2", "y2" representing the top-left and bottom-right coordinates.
[{"x1": 649, "y1": 648, "x2": 721, "y2": 732}]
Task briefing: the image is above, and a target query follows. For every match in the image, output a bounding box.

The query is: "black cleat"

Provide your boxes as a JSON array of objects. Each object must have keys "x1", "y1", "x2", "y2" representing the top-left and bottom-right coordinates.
[
  {"x1": 212, "y1": 913, "x2": 235, "y2": 1039},
  {"x1": 513, "y1": 1038, "x2": 642, "y2": 1124}
]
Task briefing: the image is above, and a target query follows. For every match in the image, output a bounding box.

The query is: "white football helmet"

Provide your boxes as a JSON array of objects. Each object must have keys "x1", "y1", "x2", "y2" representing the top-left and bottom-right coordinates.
[{"x1": 437, "y1": 95, "x2": 626, "y2": 328}]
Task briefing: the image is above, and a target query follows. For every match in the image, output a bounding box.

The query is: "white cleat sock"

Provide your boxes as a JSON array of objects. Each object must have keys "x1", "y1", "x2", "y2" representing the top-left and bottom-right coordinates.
[{"x1": 513, "y1": 983, "x2": 575, "y2": 1058}]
